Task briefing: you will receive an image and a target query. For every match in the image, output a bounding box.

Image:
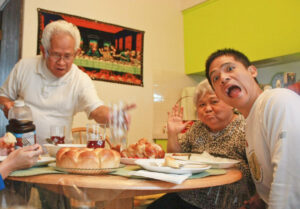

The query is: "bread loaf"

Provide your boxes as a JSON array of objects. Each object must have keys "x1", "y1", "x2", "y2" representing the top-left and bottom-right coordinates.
[{"x1": 56, "y1": 147, "x2": 120, "y2": 169}]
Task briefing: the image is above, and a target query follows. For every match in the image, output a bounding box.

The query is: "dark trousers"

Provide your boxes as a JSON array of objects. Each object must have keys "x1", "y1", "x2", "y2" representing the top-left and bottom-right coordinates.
[{"x1": 147, "y1": 193, "x2": 201, "y2": 209}]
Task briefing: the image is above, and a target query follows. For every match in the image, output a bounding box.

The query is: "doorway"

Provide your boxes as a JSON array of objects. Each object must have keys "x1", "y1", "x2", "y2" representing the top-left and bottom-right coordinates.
[{"x1": 0, "y1": 0, "x2": 23, "y2": 135}]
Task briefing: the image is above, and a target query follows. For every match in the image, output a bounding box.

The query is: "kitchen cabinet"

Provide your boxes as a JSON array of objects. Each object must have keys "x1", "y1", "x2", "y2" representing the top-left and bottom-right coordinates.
[
  {"x1": 183, "y1": 0, "x2": 300, "y2": 74},
  {"x1": 153, "y1": 138, "x2": 167, "y2": 152}
]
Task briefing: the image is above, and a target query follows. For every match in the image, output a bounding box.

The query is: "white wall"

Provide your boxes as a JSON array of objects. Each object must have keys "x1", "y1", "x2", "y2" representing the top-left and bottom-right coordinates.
[{"x1": 22, "y1": 0, "x2": 200, "y2": 144}]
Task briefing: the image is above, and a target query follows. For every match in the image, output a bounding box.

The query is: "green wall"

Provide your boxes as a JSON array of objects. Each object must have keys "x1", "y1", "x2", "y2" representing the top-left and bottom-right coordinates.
[{"x1": 183, "y1": 0, "x2": 300, "y2": 74}]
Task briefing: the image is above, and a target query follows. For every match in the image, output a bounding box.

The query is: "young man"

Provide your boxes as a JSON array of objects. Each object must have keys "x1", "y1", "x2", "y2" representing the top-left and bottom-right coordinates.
[{"x1": 205, "y1": 48, "x2": 300, "y2": 209}]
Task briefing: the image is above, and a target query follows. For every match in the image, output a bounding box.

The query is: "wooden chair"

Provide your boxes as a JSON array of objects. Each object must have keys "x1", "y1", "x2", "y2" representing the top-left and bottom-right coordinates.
[{"x1": 71, "y1": 127, "x2": 87, "y2": 144}]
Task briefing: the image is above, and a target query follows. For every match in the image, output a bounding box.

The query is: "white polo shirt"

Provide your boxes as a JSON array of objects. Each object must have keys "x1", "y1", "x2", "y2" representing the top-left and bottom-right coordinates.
[{"x1": 0, "y1": 56, "x2": 103, "y2": 144}]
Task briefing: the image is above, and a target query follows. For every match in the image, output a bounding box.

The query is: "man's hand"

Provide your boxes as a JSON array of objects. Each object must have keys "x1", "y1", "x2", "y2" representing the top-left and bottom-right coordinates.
[
  {"x1": 91, "y1": 103, "x2": 136, "y2": 127},
  {"x1": 122, "y1": 103, "x2": 136, "y2": 130},
  {"x1": 0, "y1": 96, "x2": 14, "y2": 118}
]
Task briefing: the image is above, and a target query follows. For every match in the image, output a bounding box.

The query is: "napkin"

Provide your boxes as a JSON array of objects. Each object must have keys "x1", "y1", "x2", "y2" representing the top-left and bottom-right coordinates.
[{"x1": 129, "y1": 170, "x2": 191, "y2": 184}]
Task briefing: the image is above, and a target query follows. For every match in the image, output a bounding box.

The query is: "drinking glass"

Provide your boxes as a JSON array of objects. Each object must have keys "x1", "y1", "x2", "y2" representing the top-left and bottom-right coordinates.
[
  {"x1": 50, "y1": 125, "x2": 65, "y2": 145},
  {"x1": 86, "y1": 123, "x2": 106, "y2": 148},
  {"x1": 109, "y1": 101, "x2": 128, "y2": 152}
]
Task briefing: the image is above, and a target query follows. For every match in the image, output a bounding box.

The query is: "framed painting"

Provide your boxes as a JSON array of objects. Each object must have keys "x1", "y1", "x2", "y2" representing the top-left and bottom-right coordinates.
[
  {"x1": 37, "y1": 9, "x2": 144, "y2": 86},
  {"x1": 271, "y1": 72, "x2": 296, "y2": 88}
]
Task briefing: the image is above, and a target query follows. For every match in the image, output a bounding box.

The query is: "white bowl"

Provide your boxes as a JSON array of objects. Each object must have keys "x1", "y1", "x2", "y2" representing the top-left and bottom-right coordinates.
[
  {"x1": 43, "y1": 144, "x2": 60, "y2": 157},
  {"x1": 57, "y1": 144, "x2": 86, "y2": 148},
  {"x1": 43, "y1": 144, "x2": 86, "y2": 157}
]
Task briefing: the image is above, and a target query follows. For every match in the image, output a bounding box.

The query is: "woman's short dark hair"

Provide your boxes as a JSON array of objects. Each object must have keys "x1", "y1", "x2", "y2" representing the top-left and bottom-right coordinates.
[{"x1": 205, "y1": 48, "x2": 252, "y2": 86}]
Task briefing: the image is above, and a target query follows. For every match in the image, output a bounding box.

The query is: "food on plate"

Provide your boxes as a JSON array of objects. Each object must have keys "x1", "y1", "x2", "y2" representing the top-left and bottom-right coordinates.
[
  {"x1": 163, "y1": 156, "x2": 180, "y2": 168},
  {"x1": 120, "y1": 138, "x2": 165, "y2": 159},
  {"x1": 171, "y1": 153, "x2": 190, "y2": 160},
  {"x1": 172, "y1": 153, "x2": 189, "y2": 156},
  {"x1": 0, "y1": 132, "x2": 17, "y2": 148},
  {"x1": 56, "y1": 147, "x2": 120, "y2": 169}
]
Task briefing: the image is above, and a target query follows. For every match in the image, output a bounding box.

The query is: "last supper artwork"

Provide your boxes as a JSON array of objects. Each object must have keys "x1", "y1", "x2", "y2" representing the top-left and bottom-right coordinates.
[{"x1": 38, "y1": 9, "x2": 144, "y2": 86}]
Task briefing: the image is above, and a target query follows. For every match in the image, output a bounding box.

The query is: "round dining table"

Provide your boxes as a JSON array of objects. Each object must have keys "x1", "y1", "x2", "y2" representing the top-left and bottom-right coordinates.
[{"x1": 7, "y1": 167, "x2": 242, "y2": 209}]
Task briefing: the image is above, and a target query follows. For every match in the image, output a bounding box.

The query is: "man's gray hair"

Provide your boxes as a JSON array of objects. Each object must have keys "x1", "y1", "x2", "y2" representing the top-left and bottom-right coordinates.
[
  {"x1": 41, "y1": 20, "x2": 81, "y2": 52},
  {"x1": 193, "y1": 79, "x2": 214, "y2": 107}
]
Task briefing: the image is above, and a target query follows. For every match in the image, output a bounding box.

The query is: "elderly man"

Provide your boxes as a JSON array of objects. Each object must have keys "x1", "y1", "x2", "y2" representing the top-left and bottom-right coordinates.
[
  {"x1": 0, "y1": 20, "x2": 131, "y2": 145},
  {"x1": 0, "y1": 20, "x2": 134, "y2": 208}
]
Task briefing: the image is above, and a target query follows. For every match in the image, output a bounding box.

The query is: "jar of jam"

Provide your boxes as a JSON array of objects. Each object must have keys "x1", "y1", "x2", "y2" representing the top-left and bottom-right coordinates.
[
  {"x1": 86, "y1": 123, "x2": 106, "y2": 148},
  {"x1": 6, "y1": 100, "x2": 36, "y2": 148}
]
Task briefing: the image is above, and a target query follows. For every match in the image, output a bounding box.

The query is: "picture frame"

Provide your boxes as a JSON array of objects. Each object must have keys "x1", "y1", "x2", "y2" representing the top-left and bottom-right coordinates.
[
  {"x1": 271, "y1": 72, "x2": 296, "y2": 88},
  {"x1": 37, "y1": 9, "x2": 144, "y2": 86},
  {"x1": 284, "y1": 72, "x2": 296, "y2": 87},
  {"x1": 271, "y1": 72, "x2": 284, "y2": 88}
]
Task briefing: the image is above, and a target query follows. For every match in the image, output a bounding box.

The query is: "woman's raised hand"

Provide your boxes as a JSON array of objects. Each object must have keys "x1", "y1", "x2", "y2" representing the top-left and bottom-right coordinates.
[{"x1": 167, "y1": 104, "x2": 190, "y2": 136}]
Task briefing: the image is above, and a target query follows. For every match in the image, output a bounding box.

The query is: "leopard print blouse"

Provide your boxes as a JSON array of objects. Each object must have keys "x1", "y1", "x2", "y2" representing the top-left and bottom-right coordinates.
[{"x1": 178, "y1": 114, "x2": 255, "y2": 209}]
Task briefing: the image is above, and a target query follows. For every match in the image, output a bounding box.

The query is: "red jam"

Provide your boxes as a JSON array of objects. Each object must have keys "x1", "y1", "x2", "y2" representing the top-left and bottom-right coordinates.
[
  {"x1": 51, "y1": 136, "x2": 65, "y2": 145},
  {"x1": 87, "y1": 140, "x2": 105, "y2": 148}
]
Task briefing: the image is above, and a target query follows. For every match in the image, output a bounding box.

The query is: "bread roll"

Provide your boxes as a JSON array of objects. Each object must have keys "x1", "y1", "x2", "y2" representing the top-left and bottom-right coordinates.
[
  {"x1": 163, "y1": 156, "x2": 180, "y2": 168},
  {"x1": 121, "y1": 138, "x2": 165, "y2": 159},
  {"x1": 56, "y1": 147, "x2": 120, "y2": 169},
  {"x1": 4, "y1": 132, "x2": 16, "y2": 144},
  {"x1": 0, "y1": 132, "x2": 16, "y2": 148}
]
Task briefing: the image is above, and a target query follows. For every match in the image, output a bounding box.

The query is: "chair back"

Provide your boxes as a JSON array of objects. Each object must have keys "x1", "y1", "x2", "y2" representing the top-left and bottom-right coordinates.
[{"x1": 71, "y1": 127, "x2": 87, "y2": 144}]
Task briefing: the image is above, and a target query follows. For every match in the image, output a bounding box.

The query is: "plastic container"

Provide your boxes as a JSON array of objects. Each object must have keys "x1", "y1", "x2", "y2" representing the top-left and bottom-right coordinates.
[{"x1": 6, "y1": 100, "x2": 36, "y2": 148}]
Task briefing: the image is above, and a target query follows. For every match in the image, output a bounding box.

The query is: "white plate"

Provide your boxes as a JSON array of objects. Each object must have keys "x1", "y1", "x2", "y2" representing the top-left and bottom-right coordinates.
[
  {"x1": 0, "y1": 156, "x2": 56, "y2": 167},
  {"x1": 57, "y1": 144, "x2": 87, "y2": 148},
  {"x1": 49, "y1": 163, "x2": 125, "y2": 175},
  {"x1": 121, "y1": 157, "x2": 165, "y2": 165},
  {"x1": 135, "y1": 159, "x2": 211, "y2": 175},
  {"x1": 168, "y1": 153, "x2": 190, "y2": 161},
  {"x1": 120, "y1": 158, "x2": 137, "y2": 165},
  {"x1": 189, "y1": 152, "x2": 240, "y2": 168}
]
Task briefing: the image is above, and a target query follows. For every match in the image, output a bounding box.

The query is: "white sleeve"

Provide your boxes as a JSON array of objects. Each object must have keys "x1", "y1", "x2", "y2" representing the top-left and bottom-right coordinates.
[{"x1": 265, "y1": 90, "x2": 300, "y2": 209}]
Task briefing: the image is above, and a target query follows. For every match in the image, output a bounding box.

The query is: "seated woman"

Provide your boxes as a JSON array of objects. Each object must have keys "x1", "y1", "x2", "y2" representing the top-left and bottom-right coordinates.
[
  {"x1": 0, "y1": 134, "x2": 42, "y2": 189},
  {"x1": 147, "y1": 79, "x2": 257, "y2": 209}
]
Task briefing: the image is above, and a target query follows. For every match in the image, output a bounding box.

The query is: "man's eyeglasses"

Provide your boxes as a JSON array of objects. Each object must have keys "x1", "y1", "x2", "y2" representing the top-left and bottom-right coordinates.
[{"x1": 46, "y1": 50, "x2": 75, "y2": 62}]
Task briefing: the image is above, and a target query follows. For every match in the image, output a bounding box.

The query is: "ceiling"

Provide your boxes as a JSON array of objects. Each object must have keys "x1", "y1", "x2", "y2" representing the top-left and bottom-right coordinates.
[{"x1": 180, "y1": 0, "x2": 207, "y2": 11}]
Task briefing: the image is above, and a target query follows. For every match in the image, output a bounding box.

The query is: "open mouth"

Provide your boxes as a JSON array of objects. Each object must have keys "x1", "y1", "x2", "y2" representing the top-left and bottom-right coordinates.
[{"x1": 226, "y1": 85, "x2": 241, "y2": 98}]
